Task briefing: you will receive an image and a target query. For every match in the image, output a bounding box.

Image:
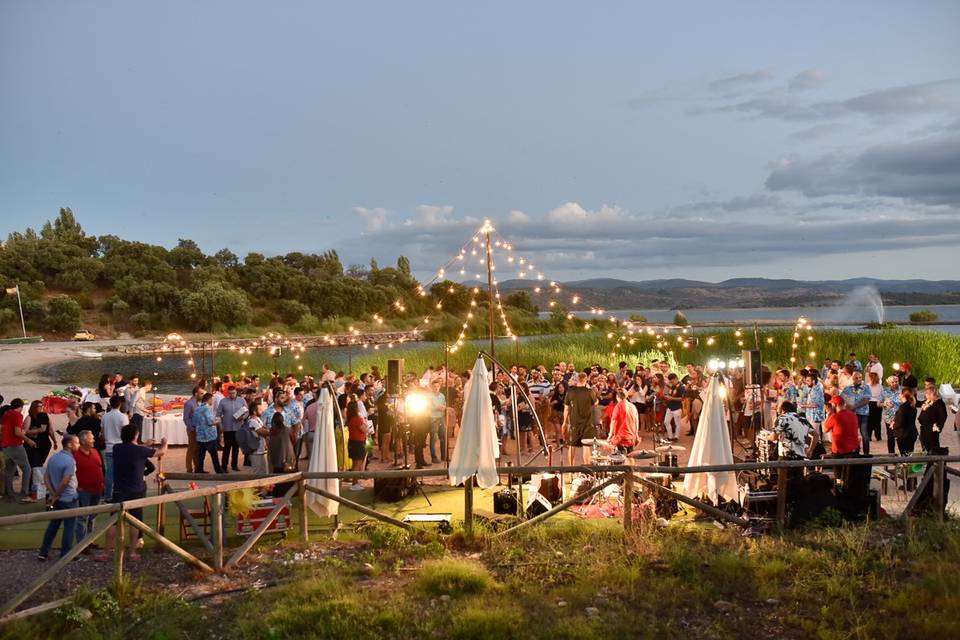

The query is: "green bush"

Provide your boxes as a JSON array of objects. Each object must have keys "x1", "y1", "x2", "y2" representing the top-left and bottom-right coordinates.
[
  {"x1": 129, "y1": 311, "x2": 152, "y2": 330},
  {"x1": 673, "y1": 311, "x2": 689, "y2": 326},
  {"x1": 278, "y1": 299, "x2": 310, "y2": 325},
  {"x1": 415, "y1": 558, "x2": 497, "y2": 596},
  {"x1": 629, "y1": 313, "x2": 648, "y2": 323},
  {"x1": 910, "y1": 310, "x2": 939, "y2": 323},
  {"x1": 293, "y1": 312, "x2": 320, "y2": 334},
  {"x1": 46, "y1": 294, "x2": 82, "y2": 331},
  {"x1": 111, "y1": 299, "x2": 130, "y2": 317},
  {"x1": 0, "y1": 308, "x2": 15, "y2": 331},
  {"x1": 250, "y1": 309, "x2": 274, "y2": 327}
]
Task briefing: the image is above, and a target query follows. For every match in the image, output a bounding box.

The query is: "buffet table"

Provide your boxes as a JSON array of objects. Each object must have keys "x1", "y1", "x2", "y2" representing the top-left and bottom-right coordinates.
[{"x1": 140, "y1": 413, "x2": 189, "y2": 445}]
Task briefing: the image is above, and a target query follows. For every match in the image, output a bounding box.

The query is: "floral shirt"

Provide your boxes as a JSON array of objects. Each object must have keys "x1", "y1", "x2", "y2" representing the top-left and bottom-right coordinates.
[
  {"x1": 263, "y1": 402, "x2": 302, "y2": 429},
  {"x1": 880, "y1": 387, "x2": 902, "y2": 424},
  {"x1": 840, "y1": 384, "x2": 871, "y2": 417},
  {"x1": 773, "y1": 413, "x2": 811, "y2": 459},
  {"x1": 799, "y1": 382, "x2": 825, "y2": 423},
  {"x1": 780, "y1": 382, "x2": 798, "y2": 405},
  {"x1": 194, "y1": 403, "x2": 218, "y2": 443}
]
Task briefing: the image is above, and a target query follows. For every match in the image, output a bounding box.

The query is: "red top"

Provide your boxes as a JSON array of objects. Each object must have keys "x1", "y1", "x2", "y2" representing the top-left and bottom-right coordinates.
[
  {"x1": 74, "y1": 447, "x2": 105, "y2": 494},
  {"x1": 824, "y1": 410, "x2": 860, "y2": 455},
  {"x1": 1, "y1": 410, "x2": 24, "y2": 448},
  {"x1": 347, "y1": 415, "x2": 367, "y2": 443}
]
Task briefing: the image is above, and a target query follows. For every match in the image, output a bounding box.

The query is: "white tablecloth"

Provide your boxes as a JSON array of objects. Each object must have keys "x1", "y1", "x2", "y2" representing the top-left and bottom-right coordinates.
[{"x1": 141, "y1": 413, "x2": 189, "y2": 445}]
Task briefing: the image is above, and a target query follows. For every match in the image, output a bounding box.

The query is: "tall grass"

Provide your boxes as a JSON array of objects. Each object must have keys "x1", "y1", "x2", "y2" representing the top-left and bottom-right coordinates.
[{"x1": 209, "y1": 327, "x2": 960, "y2": 384}]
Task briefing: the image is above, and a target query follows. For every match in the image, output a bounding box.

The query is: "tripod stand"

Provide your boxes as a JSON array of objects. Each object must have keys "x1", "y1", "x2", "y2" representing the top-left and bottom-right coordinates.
[{"x1": 400, "y1": 426, "x2": 432, "y2": 506}]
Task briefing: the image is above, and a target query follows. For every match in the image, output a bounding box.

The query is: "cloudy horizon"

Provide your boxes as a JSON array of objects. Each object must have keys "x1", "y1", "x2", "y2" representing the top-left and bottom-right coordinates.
[{"x1": 2, "y1": 1, "x2": 958, "y2": 283}]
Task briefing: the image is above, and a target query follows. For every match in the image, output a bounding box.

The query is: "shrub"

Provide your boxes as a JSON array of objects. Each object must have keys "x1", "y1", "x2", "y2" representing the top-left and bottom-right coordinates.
[
  {"x1": 293, "y1": 312, "x2": 320, "y2": 334},
  {"x1": 129, "y1": 311, "x2": 152, "y2": 330},
  {"x1": 46, "y1": 294, "x2": 82, "y2": 332},
  {"x1": 629, "y1": 313, "x2": 648, "y2": 323},
  {"x1": 673, "y1": 311, "x2": 689, "y2": 326},
  {"x1": 250, "y1": 309, "x2": 274, "y2": 327},
  {"x1": 910, "y1": 310, "x2": 939, "y2": 323},
  {"x1": 415, "y1": 558, "x2": 496, "y2": 596},
  {"x1": 278, "y1": 299, "x2": 310, "y2": 325},
  {"x1": 111, "y1": 300, "x2": 130, "y2": 317},
  {"x1": 74, "y1": 292, "x2": 95, "y2": 310},
  {"x1": 179, "y1": 282, "x2": 250, "y2": 331},
  {"x1": 0, "y1": 308, "x2": 15, "y2": 331}
]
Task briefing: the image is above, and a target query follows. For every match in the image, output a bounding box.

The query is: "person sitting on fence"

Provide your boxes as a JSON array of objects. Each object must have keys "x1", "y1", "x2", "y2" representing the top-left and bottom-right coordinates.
[
  {"x1": 37, "y1": 434, "x2": 80, "y2": 561},
  {"x1": 95, "y1": 425, "x2": 167, "y2": 563}
]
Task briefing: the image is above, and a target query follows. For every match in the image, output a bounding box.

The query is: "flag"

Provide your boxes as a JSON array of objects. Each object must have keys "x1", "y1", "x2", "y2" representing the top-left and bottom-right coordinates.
[{"x1": 5, "y1": 287, "x2": 17, "y2": 295}]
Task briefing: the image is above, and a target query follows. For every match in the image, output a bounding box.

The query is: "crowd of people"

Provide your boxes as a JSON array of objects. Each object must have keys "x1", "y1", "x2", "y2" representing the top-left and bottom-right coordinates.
[{"x1": 0, "y1": 348, "x2": 955, "y2": 561}]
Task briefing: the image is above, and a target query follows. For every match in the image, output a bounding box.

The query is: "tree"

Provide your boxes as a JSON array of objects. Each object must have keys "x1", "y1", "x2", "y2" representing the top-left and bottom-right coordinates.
[
  {"x1": 397, "y1": 256, "x2": 411, "y2": 276},
  {"x1": 46, "y1": 294, "x2": 82, "y2": 332},
  {"x1": 212, "y1": 248, "x2": 239, "y2": 269},
  {"x1": 277, "y1": 299, "x2": 310, "y2": 325},
  {"x1": 179, "y1": 282, "x2": 250, "y2": 331},
  {"x1": 629, "y1": 313, "x2": 648, "y2": 323},
  {"x1": 504, "y1": 290, "x2": 538, "y2": 314},
  {"x1": 673, "y1": 311, "x2": 689, "y2": 326},
  {"x1": 167, "y1": 239, "x2": 207, "y2": 272}
]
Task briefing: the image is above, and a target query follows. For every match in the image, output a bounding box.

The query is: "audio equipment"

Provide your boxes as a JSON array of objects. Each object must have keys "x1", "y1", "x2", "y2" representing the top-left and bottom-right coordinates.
[
  {"x1": 742, "y1": 349, "x2": 762, "y2": 386},
  {"x1": 386, "y1": 359, "x2": 404, "y2": 395}
]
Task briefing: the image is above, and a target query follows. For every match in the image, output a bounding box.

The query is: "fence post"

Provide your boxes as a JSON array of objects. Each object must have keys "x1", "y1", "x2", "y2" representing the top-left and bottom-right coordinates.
[
  {"x1": 622, "y1": 472, "x2": 634, "y2": 531},
  {"x1": 115, "y1": 507, "x2": 126, "y2": 581},
  {"x1": 211, "y1": 492, "x2": 224, "y2": 570},
  {"x1": 775, "y1": 470, "x2": 787, "y2": 531},
  {"x1": 464, "y1": 476, "x2": 474, "y2": 534},
  {"x1": 297, "y1": 478, "x2": 309, "y2": 543},
  {"x1": 934, "y1": 460, "x2": 945, "y2": 521}
]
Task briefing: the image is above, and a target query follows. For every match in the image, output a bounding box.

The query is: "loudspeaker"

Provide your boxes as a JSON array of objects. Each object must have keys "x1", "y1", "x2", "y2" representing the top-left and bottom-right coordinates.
[
  {"x1": 387, "y1": 359, "x2": 404, "y2": 396},
  {"x1": 742, "y1": 349, "x2": 762, "y2": 386},
  {"x1": 374, "y1": 476, "x2": 416, "y2": 502},
  {"x1": 494, "y1": 488, "x2": 519, "y2": 515}
]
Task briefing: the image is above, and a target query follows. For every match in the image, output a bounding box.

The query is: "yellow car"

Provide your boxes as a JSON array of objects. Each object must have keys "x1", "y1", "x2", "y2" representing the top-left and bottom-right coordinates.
[{"x1": 72, "y1": 330, "x2": 96, "y2": 341}]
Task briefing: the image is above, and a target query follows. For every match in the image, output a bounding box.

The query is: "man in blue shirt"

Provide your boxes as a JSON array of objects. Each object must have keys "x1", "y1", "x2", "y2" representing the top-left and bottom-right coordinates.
[
  {"x1": 216, "y1": 385, "x2": 247, "y2": 472},
  {"x1": 840, "y1": 371, "x2": 872, "y2": 454},
  {"x1": 182, "y1": 386, "x2": 201, "y2": 473},
  {"x1": 38, "y1": 434, "x2": 80, "y2": 561}
]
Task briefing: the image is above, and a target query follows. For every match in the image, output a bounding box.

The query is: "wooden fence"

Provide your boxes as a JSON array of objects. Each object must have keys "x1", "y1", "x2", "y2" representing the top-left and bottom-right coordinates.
[{"x1": 1, "y1": 455, "x2": 957, "y2": 620}]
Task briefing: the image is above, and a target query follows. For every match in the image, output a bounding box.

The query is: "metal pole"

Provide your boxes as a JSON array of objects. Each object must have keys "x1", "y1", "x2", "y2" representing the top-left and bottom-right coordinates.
[
  {"x1": 485, "y1": 229, "x2": 495, "y2": 362},
  {"x1": 15, "y1": 285, "x2": 26, "y2": 338},
  {"x1": 444, "y1": 343, "x2": 450, "y2": 467}
]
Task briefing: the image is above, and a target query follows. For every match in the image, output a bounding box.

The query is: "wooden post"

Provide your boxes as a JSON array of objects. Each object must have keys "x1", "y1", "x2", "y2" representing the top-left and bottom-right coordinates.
[
  {"x1": 775, "y1": 470, "x2": 787, "y2": 531},
  {"x1": 464, "y1": 476, "x2": 474, "y2": 534},
  {"x1": 297, "y1": 479, "x2": 309, "y2": 543},
  {"x1": 622, "y1": 472, "x2": 634, "y2": 531},
  {"x1": 115, "y1": 507, "x2": 126, "y2": 581},
  {"x1": 211, "y1": 492, "x2": 224, "y2": 570},
  {"x1": 123, "y1": 513, "x2": 214, "y2": 573},
  {"x1": 933, "y1": 460, "x2": 945, "y2": 522}
]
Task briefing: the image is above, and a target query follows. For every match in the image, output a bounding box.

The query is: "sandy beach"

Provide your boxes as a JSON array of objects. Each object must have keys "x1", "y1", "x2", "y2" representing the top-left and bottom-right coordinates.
[{"x1": 0, "y1": 339, "x2": 142, "y2": 404}]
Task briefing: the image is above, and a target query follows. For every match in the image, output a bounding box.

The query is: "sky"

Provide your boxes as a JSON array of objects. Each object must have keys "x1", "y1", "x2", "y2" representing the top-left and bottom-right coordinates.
[{"x1": 2, "y1": 1, "x2": 959, "y2": 283}]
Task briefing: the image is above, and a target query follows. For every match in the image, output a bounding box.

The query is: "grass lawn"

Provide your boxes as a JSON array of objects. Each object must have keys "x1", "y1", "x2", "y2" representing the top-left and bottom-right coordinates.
[{"x1": 3, "y1": 514, "x2": 959, "y2": 640}]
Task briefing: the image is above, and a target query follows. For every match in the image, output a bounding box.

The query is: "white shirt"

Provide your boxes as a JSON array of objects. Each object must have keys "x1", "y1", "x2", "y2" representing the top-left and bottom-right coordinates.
[
  {"x1": 123, "y1": 385, "x2": 139, "y2": 413},
  {"x1": 102, "y1": 408, "x2": 129, "y2": 447},
  {"x1": 866, "y1": 361, "x2": 883, "y2": 382}
]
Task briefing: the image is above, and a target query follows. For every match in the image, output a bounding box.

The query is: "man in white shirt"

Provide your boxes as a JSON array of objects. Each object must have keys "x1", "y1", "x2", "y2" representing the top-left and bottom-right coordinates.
[
  {"x1": 129, "y1": 380, "x2": 151, "y2": 432},
  {"x1": 865, "y1": 354, "x2": 883, "y2": 383},
  {"x1": 101, "y1": 396, "x2": 129, "y2": 500},
  {"x1": 420, "y1": 367, "x2": 435, "y2": 388}
]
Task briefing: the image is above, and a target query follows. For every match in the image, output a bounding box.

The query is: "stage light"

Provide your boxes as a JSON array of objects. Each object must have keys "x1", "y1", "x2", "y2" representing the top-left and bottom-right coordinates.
[{"x1": 405, "y1": 392, "x2": 429, "y2": 416}]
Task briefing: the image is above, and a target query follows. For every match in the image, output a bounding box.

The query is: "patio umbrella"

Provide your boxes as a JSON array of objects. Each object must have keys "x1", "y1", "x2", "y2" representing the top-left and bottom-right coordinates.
[
  {"x1": 306, "y1": 387, "x2": 339, "y2": 517},
  {"x1": 449, "y1": 357, "x2": 501, "y2": 489},
  {"x1": 682, "y1": 375, "x2": 737, "y2": 504}
]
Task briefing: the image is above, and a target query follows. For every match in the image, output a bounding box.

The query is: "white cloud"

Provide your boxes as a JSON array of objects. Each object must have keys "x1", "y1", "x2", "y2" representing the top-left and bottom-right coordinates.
[
  {"x1": 352, "y1": 206, "x2": 389, "y2": 233},
  {"x1": 708, "y1": 67, "x2": 777, "y2": 95},
  {"x1": 416, "y1": 204, "x2": 455, "y2": 226},
  {"x1": 508, "y1": 209, "x2": 530, "y2": 224}
]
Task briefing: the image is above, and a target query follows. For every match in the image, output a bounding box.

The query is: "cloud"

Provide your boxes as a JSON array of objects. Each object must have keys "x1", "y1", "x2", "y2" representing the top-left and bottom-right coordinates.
[
  {"x1": 707, "y1": 67, "x2": 776, "y2": 95},
  {"x1": 710, "y1": 77, "x2": 960, "y2": 123},
  {"x1": 334, "y1": 195, "x2": 960, "y2": 280},
  {"x1": 842, "y1": 78, "x2": 960, "y2": 116},
  {"x1": 765, "y1": 134, "x2": 960, "y2": 205},
  {"x1": 352, "y1": 206, "x2": 389, "y2": 233},
  {"x1": 416, "y1": 204, "x2": 455, "y2": 226},
  {"x1": 790, "y1": 123, "x2": 845, "y2": 141},
  {"x1": 789, "y1": 69, "x2": 827, "y2": 91}
]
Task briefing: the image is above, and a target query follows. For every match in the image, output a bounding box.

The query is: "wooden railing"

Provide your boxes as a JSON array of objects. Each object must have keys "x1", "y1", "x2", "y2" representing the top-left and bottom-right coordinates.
[{"x1": 1, "y1": 455, "x2": 957, "y2": 619}]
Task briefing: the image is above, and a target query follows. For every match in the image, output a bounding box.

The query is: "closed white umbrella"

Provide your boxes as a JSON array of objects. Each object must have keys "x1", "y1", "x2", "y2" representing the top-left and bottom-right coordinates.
[
  {"x1": 449, "y1": 357, "x2": 501, "y2": 489},
  {"x1": 306, "y1": 387, "x2": 339, "y2": 517},
  {"x1": 682, "y1": 375, "x2": 737, "y2": 504}
]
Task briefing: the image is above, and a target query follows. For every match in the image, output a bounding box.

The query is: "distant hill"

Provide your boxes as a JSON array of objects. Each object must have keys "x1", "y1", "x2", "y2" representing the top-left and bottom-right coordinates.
[{"x1": 492, "y1": 278, "x2": 960, "y2": 309}]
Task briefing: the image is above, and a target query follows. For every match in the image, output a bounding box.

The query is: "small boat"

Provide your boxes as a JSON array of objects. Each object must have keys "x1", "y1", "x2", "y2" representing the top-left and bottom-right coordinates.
[{"x1": 76, "y1": 350, "x2": 103, "y2": 359}]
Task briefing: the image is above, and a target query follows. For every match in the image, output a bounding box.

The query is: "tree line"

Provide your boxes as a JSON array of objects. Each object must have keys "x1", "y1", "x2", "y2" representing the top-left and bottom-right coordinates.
[{"x1": 0, "y1": 208, "x2": 545, "y2": 338}]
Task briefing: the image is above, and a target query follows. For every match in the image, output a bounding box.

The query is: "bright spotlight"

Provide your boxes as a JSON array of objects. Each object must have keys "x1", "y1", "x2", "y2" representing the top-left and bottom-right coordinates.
[{"x1": 405, "y1": 392, "x2": 429, "y2": 417}]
